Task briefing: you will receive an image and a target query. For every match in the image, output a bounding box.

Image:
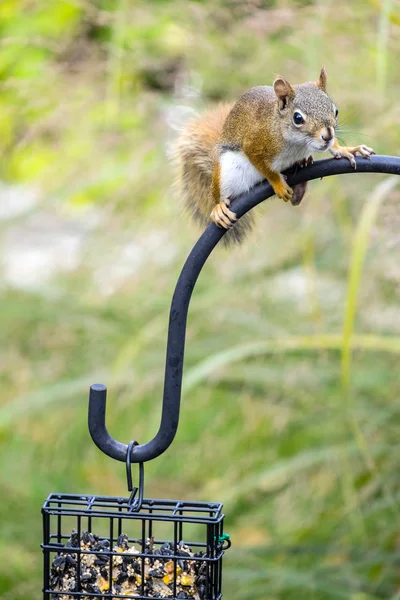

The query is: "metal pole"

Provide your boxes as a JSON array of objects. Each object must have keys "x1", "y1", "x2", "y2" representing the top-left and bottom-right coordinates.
[{"x1": 88, "y1": 155, "x2": 400, "y2": 463}]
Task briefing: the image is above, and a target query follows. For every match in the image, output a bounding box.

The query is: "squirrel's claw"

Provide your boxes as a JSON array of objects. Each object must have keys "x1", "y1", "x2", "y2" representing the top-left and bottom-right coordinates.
[
  {"x1": 356, "y1": 144, "x2": 375, "y2": 159},
  {"x1": 330, "y1": 144, "x2": 375, "y2": 170},
  {"x1": 211, "y1": 200, "x2": 237, "y2": 230},
  {"x1": 296, "y1": 156, "x2": 314, "y2": 168}
]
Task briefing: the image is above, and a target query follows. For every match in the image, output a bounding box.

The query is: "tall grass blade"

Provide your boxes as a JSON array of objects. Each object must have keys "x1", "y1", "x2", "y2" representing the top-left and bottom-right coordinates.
[
  {"x1": 376, "y1": 0, "x2": 394, "y2": 93},
  {"x1": 341, "y1": 176, "x2": 398, "y2": 390}
]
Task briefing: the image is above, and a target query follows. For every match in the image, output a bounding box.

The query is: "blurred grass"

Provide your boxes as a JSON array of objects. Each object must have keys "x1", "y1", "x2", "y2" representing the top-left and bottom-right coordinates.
[{"x1": 1, "y1": 0, "x2": 400, "y2": 599}]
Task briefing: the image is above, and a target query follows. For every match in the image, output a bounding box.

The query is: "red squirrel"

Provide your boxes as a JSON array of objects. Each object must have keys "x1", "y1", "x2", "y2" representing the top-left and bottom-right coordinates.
[{"x1": 173, "y1": 68, "x2": 374, "y2": 244}]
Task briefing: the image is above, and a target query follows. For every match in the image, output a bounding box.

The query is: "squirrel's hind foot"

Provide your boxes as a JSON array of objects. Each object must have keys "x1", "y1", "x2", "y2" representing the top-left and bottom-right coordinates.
[
  {"x1": 210, "y1": 199, "x2": 237, "y2": 230},
  {"x1": 291, "y1": 182, "x2": 308, "y2": 206}
]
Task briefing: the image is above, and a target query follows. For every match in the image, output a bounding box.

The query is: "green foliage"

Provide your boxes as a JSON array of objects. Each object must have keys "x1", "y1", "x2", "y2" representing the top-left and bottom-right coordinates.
[{"x1": 1, "y1": 1, "x2": 400, "y2": 599}]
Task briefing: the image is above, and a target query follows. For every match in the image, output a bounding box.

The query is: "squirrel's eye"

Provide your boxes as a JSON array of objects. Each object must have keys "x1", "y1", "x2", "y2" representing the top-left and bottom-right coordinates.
[
  {"x1": 293, "y1": 112, "x2": 305, "y2": 126},
  {"x1": 335, "y1": 107, "x2": 339, "y2": 118}
]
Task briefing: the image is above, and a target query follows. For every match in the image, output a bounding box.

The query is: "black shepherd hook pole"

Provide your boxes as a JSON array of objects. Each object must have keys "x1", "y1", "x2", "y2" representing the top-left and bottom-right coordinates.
[{"x1": 88, "y1": 155, "x2": 400, "y2": 464}]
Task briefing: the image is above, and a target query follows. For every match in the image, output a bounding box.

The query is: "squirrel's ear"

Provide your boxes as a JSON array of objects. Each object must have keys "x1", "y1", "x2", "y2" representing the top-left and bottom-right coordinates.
[
  {"x1": 273, "y1": 77, "x2": 295, "y2": 110},
  {"x1": 317, "y1": 67, "x2": 327, "y2": 91}
]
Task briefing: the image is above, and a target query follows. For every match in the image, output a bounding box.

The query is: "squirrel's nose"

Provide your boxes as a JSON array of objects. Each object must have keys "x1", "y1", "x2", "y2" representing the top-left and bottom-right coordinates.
[{"x1": 321, "y1": 127, "x2": 334, "y2": 142}]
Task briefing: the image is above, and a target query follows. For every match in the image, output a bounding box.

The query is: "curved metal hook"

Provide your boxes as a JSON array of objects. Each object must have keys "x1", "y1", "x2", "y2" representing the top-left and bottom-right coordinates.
[
  {"x1": 125, "y1": 441, "x2": 144, "y2": 511},
  {"x1": 88, "y1": 155, "x2": 400, "y2": 463}
]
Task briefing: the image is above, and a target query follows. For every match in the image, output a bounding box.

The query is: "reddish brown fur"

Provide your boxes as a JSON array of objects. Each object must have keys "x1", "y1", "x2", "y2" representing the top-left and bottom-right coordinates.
[
  {"x1": 173, "y1": 103, "x2": 254, "y2": 245},
  {"x1": 173, "y1": 104, "x2": 232, "y2": 225}
]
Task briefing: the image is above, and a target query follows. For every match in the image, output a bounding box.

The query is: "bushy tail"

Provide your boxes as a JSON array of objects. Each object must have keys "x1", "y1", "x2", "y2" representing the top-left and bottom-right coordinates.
[{"x1": 171, "y1": 104, "x2": 254, "y2": 246}]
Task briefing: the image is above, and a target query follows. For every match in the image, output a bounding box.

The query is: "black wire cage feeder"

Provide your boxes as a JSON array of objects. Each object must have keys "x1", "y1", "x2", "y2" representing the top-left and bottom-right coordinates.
[{"x1": 42, "y1": 155, "x2": 400, "y2": 600}]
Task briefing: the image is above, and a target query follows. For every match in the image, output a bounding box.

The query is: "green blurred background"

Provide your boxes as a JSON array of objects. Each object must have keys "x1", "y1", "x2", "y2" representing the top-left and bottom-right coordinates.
[{"x1": 1, "y1": 1, "x2": 400, "y2": 598}]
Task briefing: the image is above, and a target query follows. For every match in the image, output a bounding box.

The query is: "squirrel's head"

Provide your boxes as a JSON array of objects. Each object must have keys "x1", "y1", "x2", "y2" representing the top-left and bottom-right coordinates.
[{"x1": 274, "y1": 68, "x2": 338, "y2": 152}]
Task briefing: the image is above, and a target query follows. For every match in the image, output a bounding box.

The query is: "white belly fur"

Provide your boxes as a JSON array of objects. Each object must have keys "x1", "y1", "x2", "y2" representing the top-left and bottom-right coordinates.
[
  {"x1": 220, "y1": 150, "x2": 264, "y2": 199},
  {"x1": 220, "y1": 145, "x2": 311, "y2": 199}
]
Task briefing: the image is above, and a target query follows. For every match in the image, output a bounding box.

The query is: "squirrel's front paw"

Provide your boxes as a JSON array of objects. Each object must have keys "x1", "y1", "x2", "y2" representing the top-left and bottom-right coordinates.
[
  {"x1": 330, "y1": 144, "x2": 375, "y2": 169},
  {"x1": 210, "y1": 199, "x2": 237, "y2": 229},
  {"x1": 296, "y1": 156, "x2": 314, "y2": 168},
  {"x1": 273, "y1": 178, "x2": 293, "y2": 202}
]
